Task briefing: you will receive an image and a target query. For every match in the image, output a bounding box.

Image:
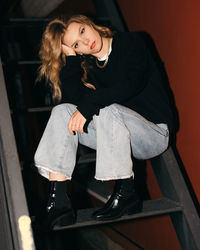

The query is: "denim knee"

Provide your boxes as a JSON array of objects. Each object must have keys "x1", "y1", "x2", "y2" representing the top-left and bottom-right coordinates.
[
  {"x1": 51, "y1": 104, "x2": 65, "y2": 118},
  {"x1": 96, "y1": 104, "x2": 124, "y2": 128},
  {"x1": 50, "y1": 104, "x2": 77, "y2": 124}
]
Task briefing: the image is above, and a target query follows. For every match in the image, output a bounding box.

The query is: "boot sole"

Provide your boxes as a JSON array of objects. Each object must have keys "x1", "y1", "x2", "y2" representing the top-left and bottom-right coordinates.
[{"x1": 95, "y1": 201, "x2": 143, "y2": 221}]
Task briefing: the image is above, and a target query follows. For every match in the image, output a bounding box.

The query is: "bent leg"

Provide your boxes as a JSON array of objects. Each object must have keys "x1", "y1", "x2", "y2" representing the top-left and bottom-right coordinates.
[
  {"x1": 92, "y1": 105, "x2": 133, "y2": 180},
  {"x1": 113, "y1": 104, "x2": 169, "y2": 159},
  {"x1": 34, "y1": 103, "x2": 78, "y2": 180},
  {"x1": 91, "y1": 104, "x2": 169, "y2": 181}
]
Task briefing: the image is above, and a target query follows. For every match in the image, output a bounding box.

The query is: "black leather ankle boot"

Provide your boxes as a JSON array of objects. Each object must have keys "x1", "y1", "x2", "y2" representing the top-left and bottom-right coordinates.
[
  {"x1": 92, "y1": 178, "x2": 143, "y2": 221},
  {"x1": 34, "y1": 181, "x2": 76, "y2": 231}
]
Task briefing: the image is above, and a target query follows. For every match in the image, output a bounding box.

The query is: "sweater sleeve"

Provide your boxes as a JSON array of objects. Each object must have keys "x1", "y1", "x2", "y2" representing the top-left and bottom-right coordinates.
[
  {"x1": 60, "y1": 55, "x2": 89, "y2": 105},
  {"x1": 77, "y1": 33, "x2": 149, "y2": 121}
]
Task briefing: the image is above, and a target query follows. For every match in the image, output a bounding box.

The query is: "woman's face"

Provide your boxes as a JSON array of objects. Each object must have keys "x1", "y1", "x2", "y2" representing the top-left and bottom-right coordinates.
[{"x1": 62, "y1": 22, "x2": 103, "y2": 57}]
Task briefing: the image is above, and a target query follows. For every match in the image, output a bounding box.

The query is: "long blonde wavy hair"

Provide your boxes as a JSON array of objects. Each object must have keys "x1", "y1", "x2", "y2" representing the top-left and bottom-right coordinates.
[{"x1": 37, "y1": 15, "x2": 114, "y2": 102}]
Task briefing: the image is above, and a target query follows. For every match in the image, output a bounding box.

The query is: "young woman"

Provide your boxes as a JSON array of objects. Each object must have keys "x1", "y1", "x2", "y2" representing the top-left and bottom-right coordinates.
[{"x1": 34, "y1": 15, "x2": 174, "y2": 230}]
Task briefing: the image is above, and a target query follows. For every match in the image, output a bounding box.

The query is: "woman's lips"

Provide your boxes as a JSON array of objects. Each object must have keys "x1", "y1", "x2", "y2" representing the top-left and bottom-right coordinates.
[{"x1": 90, "y1": 41, "x2": 95, "y2": 49}]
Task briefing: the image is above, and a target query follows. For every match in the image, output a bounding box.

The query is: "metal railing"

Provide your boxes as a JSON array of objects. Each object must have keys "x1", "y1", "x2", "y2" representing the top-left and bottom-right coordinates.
[{"x1": 0, "y1": 57, "x2": 35, "y2": 250}]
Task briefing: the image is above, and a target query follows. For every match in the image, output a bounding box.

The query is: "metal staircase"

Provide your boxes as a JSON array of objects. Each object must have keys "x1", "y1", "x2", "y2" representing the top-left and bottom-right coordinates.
[
  {"x1": 0, "y1": 0, "x2": 200, "y2": 249},
  {"x1": 51, "y1": 145, "x2": 200, "y2": 250}
]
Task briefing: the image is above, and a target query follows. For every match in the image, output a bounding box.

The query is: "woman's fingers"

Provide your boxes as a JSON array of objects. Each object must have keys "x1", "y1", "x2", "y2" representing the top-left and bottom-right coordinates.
[
  {"x1": 72, "y1": 120, "x2": 84, "y2": 134},
  {"x1": 79, "y1": 120, "x2": 85, "y2": 134},
  {"x1": 68, "y1": 110, "x2": 86, "y2": 135},
  {"x1": 68, "y1": 117, "x2": 74, "y2": 135}
]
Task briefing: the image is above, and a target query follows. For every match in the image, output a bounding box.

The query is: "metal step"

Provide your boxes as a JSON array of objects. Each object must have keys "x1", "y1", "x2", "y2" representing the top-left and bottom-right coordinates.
[{"x1": 53, "y1": 198, "x2": 182, "y2": 231}]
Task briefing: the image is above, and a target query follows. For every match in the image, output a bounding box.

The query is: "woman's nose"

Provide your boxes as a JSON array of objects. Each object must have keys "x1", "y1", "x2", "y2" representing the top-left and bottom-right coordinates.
[{"x1": 83, "y1": 38, "x2": 89, "y2": 45}]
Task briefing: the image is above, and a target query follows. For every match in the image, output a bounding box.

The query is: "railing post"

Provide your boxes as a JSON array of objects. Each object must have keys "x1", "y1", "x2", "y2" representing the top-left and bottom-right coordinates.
[{"x1": 0, "y1": 57, "x2": 36, "y2": 250}]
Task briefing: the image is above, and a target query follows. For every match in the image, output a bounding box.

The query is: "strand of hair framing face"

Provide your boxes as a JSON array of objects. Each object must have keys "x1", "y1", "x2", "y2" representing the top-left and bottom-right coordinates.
[
  {"x1": 81, "y1": 60, "x2": 96, "y2": 90},
  {"x1": 95, "y1": 38, "x2": 111, "y2": 69}
]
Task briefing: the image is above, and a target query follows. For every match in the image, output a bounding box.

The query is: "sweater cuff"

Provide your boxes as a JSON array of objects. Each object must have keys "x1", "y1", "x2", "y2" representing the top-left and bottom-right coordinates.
[
  {"x1": 77, "y1": 103, "x2": 99, "y2": 120},
  {"x1": 77, "y1": 103, "x2": 100, "y2": 133}
]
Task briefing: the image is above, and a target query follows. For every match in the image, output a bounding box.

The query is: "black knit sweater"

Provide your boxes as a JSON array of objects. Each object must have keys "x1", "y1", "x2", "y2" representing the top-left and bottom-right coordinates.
[{"x1": 60, "y1": 32, "x2": 174, "y2": 133}]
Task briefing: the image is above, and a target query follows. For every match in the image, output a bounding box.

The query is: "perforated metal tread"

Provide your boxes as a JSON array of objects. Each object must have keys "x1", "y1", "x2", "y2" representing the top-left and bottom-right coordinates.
[{"x1": 53, "y1": 197, "x2": 182, "y2": 231}]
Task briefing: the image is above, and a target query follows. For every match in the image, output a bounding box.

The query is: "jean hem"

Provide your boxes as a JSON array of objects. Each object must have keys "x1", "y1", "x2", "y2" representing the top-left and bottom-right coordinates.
[
  {"x1": 94, "y1": 173, "x2": 134, "y2": 181},
  {"x1": 35, "y1": 164, "x2": 72, "y2": 180}
]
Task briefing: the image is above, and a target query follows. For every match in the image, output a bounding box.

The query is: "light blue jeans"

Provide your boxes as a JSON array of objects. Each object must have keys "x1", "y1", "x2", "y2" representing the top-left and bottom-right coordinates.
[{"x1": 34, "y1": 103, "x2": 169, "y2": 181}]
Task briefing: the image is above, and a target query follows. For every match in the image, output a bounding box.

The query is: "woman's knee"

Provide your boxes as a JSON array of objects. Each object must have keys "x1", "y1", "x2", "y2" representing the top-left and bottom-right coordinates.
[
  {"x1": 94, "y1": 104, "x2": 125, "y2": 128},
  {"x1": 51, "y1": 103, "x2": 76, "y2": 117},
  {"x1": 98, "y1": 104, "x2": 120, "y2": 118}
]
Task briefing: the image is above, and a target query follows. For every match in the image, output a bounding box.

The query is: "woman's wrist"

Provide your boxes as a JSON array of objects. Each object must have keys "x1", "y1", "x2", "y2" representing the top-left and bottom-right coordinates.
[
  {"x1": 66, "y1": 54, "x2": 76, "y2": 57},
  {"x1": 62, "y1": 44, "x2": 76, "y2": 56}
]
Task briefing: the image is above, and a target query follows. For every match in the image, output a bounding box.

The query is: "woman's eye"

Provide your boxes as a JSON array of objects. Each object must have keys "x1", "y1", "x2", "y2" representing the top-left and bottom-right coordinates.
[
  {"x1": 80, "y1": 28, "x2": 85, "y2": 34},
  {"x1": 74, "y1": 43, "x2": 78, "y2": 48}
]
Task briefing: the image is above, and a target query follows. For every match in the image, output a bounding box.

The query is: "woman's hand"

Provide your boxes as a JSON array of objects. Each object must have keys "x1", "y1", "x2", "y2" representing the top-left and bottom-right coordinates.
[
  {"x1": 68, "y1": 110, "x2": 86, "y2": 135},
  {"x1": 62, "y1": 44, "x2": 76, "y2": 56}
]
